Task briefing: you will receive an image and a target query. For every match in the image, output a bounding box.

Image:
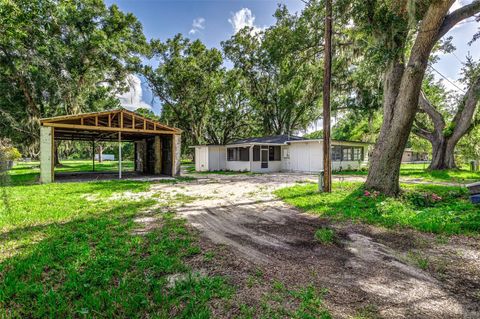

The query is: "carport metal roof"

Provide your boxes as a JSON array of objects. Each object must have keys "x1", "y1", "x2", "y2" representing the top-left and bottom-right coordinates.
[{"x1": 40, "y1": 108, "x2": 181, "y2": 141}]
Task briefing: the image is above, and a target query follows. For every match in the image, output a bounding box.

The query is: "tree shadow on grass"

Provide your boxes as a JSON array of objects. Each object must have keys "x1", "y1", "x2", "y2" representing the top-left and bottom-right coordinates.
[
  {"x1": 276, "y1": 182, "x2": 479, "y2": 235},
  {"x1": 0, "y1": 200, "x2": 230, "y2": 318}
]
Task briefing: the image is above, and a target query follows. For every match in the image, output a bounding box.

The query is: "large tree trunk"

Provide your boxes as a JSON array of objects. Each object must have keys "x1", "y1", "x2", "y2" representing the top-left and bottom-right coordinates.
[
  {"x1": 365, "y1": 62, "x2": 408, "y2": 195},
  {"x1": 98, "y1": 144, "x2": 103, "y2": 163},
  {"x1": 365, "y1": 0, "x2": 465, "y2": 195},
  {"x1": 429, "y1": 136, "x2": 456, "y2": 169}
]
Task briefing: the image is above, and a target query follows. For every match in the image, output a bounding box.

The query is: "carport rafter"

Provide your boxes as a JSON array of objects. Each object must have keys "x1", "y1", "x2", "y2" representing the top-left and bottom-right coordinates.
[
  {"x1": 41, "y1": 108, "x2": 182, "y2": 136},
  {"x1": 39, "y1": 109, "x2": 182, "y2": 183}
]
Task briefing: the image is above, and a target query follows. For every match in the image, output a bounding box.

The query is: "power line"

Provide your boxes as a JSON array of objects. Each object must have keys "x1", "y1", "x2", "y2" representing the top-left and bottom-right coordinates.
[
  {"x1": 428, "y1": 64, "x2": 466, "y2": 94},
  {"x1": 451, "y1": 51, "x2": 464, "y2": 64}
]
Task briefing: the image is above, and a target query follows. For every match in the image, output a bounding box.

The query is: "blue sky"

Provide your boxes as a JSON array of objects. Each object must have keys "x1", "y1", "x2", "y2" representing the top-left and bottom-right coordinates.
[{"x1": 108, "y1": 0, "x2": 480, "y2": 115}]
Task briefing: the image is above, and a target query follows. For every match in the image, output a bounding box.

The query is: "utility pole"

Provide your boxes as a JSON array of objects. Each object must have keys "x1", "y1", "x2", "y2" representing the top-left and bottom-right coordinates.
[{"x1": 322, "y1": 0, "x2": 332, "y2": 192}]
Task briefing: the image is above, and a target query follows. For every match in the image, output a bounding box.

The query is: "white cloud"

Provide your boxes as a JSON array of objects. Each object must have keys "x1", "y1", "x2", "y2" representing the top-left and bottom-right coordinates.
[
  {"x1": 189, "y1": 17, "x2": 205, "y2": 35},
  {"x1": 228, "y1": 8, "x2": 264, "y2": 35},
  {"x1": 117, "y1": 74, "x2": 152, "y2": 111},
  {"x1": 450, "y1": 0, "x2": 469, "y2": 13}
]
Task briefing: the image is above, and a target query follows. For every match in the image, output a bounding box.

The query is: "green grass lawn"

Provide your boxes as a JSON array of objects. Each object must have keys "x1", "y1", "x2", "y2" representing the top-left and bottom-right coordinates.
[
  {"x1": 7, "y1": 160, "x2": 134, "y2": 185},
  {"x1": 334, "y1": 163, "x2": 480, "y2": 184},
  {"x1": 1, "y1": 163, "x2": 329, "y2": 318},
  {"x1": 275, "y1": 182, "x2": 480, "y2": 235},
  {"x1": 0, "y1": 166, "x2": 232, "y2": 318}
]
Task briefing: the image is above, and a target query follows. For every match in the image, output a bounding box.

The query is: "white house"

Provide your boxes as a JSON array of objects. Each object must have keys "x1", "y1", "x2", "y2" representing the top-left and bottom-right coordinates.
[{"x1": 193, "y1": 135, "x2": 370, "y2": 173}]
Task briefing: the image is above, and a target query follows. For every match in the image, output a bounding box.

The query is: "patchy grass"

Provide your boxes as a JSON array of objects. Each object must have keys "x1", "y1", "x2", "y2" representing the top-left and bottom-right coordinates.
[
  {"x1": 335, "y1": 163, "x2": 480, "y2": 184},
  {"x1": 314, "y1": 228, "x2": 335, "y2": 244},
  {"x1": 0, "y1": 176, "x2": 230, "y2": 317},
  {"x1": 238, "y1": 283, "x2": 331, "y2": 319},
  {"x1": 275, "y1": 182, "x2": 480, "y2": 235},
  {"x1": 407, "y1": 251, "x2": 430, "y2": 270}
]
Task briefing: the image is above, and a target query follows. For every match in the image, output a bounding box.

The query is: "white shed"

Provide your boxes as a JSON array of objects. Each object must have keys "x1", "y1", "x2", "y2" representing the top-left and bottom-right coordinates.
[{"x1": 194, "y1": 145, "x2": 227, "y2": 171}]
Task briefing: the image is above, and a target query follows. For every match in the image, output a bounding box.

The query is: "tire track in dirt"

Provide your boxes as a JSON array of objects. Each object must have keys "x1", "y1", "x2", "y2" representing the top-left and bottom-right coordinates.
[{"x1": 151, "y1": 173, "x2": 479, "y2": 318}]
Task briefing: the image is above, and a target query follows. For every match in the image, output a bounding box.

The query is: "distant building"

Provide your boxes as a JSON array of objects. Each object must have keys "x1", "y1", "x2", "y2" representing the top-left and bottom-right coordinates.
[
  {"x1": 95, "y1": 154, "x2": 115, "y2": 161},
  {"x1": 402, "y1": 148, "x2": 429, "y2": 163}
]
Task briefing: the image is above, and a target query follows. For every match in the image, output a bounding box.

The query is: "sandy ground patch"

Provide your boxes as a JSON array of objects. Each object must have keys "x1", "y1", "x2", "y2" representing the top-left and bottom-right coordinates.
[{"x1": 139, "y1": 172, "x2": 479, "y2": 318}]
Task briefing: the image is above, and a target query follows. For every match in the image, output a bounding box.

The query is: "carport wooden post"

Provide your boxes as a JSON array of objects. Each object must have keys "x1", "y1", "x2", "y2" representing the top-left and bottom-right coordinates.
[
  {"x1": 40, "y1": 126, "x2": 54, "y2": 183},
  {"x1": 92, "y1": 140, "x2": 95, "y2": 172},
  {"x1": 118, "y1": 132, "x2": 122, "y2": 179}
]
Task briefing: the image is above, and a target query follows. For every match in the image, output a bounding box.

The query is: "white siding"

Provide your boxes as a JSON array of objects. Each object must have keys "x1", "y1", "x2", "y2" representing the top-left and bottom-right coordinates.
[
  {"x1": 285, "y1": 141, "x2": 368, "y2": 172},
  {"x1": 195, "y1": 146, "x2": 209, "y2": 172},
  {"x1": 332, "y1": 161, "x2": 366, "y2": 171},
  {"x1": 208, "y1": 146, "x2": 226, "y2": 171},
  {"x1": 226, "y1": 161, "x2": 250, "y2": 171},
  {"x1": 284, "y1": 141, "x2": 323, "y2": 173},
  {"x1": 251, "y1": 160, "x2": 282, "y2": 173}
]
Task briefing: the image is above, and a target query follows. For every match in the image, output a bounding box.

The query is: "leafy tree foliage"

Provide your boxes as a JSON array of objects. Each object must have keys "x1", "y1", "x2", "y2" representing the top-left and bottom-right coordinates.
[
  {"x1": 335, "y1": 0, "x2": 480, "y2": 195},
  {"x1": 0, "y1": 0, "x2": 147, "y2": 156},
  {"x1": 222, "y1": 5, "x2": 324, "y2": 135}
]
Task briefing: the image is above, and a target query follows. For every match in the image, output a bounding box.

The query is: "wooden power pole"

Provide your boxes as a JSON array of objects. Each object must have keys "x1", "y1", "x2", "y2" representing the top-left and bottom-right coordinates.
[{"x1": 322, "y1": 0, "x2": 333, "y2": 192}]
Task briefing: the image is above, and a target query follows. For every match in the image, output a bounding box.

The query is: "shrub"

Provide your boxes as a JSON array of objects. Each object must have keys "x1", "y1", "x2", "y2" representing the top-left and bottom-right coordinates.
[{"x1": 0, "y1": 138, "x2": 21, "y2": 161}]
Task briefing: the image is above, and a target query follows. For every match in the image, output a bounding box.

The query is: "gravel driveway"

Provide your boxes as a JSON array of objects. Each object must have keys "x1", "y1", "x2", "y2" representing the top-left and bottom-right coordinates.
[{"x1": 148, "y1": 172, "x2": 479, "y2": 318}]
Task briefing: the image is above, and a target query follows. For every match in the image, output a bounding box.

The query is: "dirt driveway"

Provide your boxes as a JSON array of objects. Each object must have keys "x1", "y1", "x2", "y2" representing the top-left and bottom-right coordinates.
[{"x1": 150, "y1": 173, "x2": 480, "y2": 318}]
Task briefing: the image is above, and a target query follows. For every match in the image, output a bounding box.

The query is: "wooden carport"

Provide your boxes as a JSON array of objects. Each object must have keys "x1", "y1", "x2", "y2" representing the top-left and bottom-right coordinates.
[{"x1": 39, "y1": 109, "x2": 182, "y2": 183}]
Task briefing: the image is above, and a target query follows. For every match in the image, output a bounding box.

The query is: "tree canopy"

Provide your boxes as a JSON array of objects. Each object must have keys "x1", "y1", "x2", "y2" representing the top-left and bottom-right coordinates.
[{"x1": 0, "y1": 0, "x2": 147, "y2": 156}]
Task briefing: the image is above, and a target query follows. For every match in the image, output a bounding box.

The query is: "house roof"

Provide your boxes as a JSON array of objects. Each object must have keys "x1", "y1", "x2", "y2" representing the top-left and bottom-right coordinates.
[
  {"x1": 192, "y1": 135, "x2": 371, "y2": 148},
  {"x1": 229, "y1": 134, "x2": 307, "y2": 145}
]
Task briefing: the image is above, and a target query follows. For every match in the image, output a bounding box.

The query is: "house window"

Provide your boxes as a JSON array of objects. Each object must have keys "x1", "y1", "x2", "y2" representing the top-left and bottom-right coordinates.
[
  {"x1": 253, "y1": 146, "x2": 260, "y2": 161},
  {"x1": 269, "y1": 146, "x2": 281, "y2": 161},
  {"x1": 332, "y1": 145, "x2": 364, "y2": 161},
  {"x1": 227, "y1": 147, "x2": 249, "y2": 161},
  {"x1": 239, "y1": 147, "x2": 249, "y2": 161},
  {"x1": 283, "y1": 148, "x2": 289, "y2": 159},
  {"x1": 353, "y1": 148, "x2": 363, "y2": 161},
  {"x1": 342, "y1": 148, "x2": 352, "y2": 161},
  {"x1": 332, "y1": 146, "x2": 342, "y2": 161}
]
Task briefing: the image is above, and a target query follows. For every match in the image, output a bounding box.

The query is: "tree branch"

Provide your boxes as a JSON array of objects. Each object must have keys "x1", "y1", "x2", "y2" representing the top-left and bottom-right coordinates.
[
  {"x1": 412, "y1": 120, "x2": 434, "y2": 141},
  {"x1": 450, "y1": 75, "x2": 480, "y2": 141},
  {"x1": 437, "y1": 0, "x2": 480, "y2": 40},
  {"x1": 418, "y1": 90, "x2": 445, "y2": 132}
]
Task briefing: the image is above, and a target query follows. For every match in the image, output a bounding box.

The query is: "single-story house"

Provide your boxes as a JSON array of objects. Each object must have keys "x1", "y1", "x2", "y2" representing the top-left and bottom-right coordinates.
[
  {"x1": 193, "y1": 135, "x2": 370, "y2": 173},
  {"x1": 402, "y1": 148, "x2": 429, "y2": 163}
]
